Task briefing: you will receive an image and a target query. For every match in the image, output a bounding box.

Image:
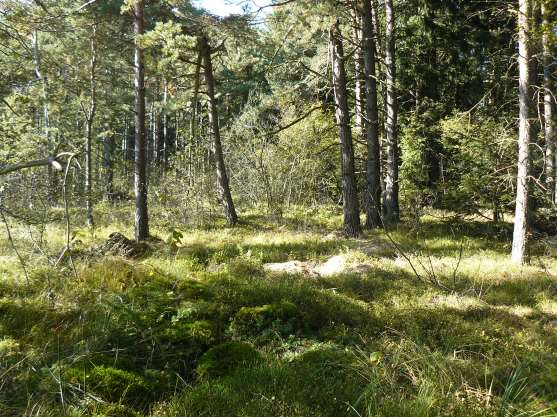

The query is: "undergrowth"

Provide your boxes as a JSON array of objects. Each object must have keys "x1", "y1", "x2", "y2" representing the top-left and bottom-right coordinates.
[{"x1": 0, "y1": 206, "x2": 556, "y2": 416}]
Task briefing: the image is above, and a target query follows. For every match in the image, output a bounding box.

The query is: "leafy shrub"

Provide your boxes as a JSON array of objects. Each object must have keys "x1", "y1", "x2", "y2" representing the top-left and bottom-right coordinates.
[{"x1": 196, "y1": 341, "x2": 262, "y2": 380}]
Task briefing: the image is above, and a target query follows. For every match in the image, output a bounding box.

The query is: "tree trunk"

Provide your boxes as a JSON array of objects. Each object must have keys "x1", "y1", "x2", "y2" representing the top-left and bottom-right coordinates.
[
  {"x1": 85, "y1": 117, "x2": 94, "y2": 226},
  {"x1": 32, "y1": 30, "x2": 56, "y2": 203},
  {"x1": 104, "y1": 136, "x2": 114, "y2": 201},
  {"x1": 350, "y1": 5, "x2": 364, "y2": 131},
  {"x1": 512, "y1": 0, "x2": 533, "y2": 263},
  {"x1": 542, "y1": 1, "x2": 555, "y2": 203},
  {"x1": 384, "y1": 0, "x2": 400, "y2": 222},
  {"x1": 200, "y1": 35, "x2": 238, "y2": 226},
  {"x1": 85, "y1": 24, "x2": 97, "y2": 227},
  {"x1": 360, "y1": 0, "x2": 382, "y2": 228},
  {"x1": 162, "y1": 79, "x2": 169, "y2": 171},
  {"x1": 330, "y1": 21, "x2": 361, "y2": 237},
  {"x1": 134, "y1": 0, "x2": 149, "y2": 241}
]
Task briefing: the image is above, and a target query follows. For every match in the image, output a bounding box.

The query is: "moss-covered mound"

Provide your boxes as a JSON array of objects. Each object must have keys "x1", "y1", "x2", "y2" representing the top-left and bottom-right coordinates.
[
  {"x1": 229, "y1": 300, "x2": 300, "y2": 337},
  {"x1": 196, "y1": 341, "x2": 262, "y2": 380},
  {"x1": 66, "y1": 366, "x2": 151, "y2": 407}
]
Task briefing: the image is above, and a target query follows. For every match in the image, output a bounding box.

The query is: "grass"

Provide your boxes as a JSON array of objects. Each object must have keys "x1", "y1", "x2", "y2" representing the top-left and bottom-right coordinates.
[{"x1": 0, "y1": 204, "x2": 556, "y2": 416}]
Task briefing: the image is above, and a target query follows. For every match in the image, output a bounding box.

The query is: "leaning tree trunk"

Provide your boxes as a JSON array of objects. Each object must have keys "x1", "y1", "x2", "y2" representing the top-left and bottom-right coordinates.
[
  {"x1": 542, "y1": 1, "x2": 555, "y2": 203},
  {"x1": 360, "y1": 0, "x2": 382, "y2": 228},
  {"x1": 133, "y1": 0, "x2": 149, "y2": 241},
  {"x1": 330, "y1": 21, "x2": 361, "y2": 237},
  {"x1": 512, "y1": 0, "x2": 533, "y2": 264},
  {"x1": 384, "y1": 0, "x2": 399, "y2": 223},
  {"x1": 200, "y1": 35, "x2": 238, "y2": 226}
]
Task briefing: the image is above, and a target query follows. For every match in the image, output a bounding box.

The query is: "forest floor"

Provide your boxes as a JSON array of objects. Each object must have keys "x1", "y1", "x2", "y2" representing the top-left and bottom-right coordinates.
[{"x1": 0, "y1": 205, "x2": 556, "y2": 417}]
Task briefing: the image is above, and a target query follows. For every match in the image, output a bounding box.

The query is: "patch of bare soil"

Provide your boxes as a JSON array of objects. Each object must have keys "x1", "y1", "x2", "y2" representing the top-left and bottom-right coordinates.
[{"x1": 264, "y1": 254, "x2": 373, "y2": 277}]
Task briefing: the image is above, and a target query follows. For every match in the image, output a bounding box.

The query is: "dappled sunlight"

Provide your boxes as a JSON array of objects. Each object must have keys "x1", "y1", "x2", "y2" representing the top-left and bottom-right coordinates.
[{"x1": 1, "y1": 211, "x2": 556, "y2": 416}]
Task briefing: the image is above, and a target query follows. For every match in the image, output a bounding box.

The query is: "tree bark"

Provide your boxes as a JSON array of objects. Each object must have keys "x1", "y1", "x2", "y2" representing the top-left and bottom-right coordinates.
[
  {"x1": 104, "y1": 136, "x2": 114, "y2": 201},
  {"x1": 162, "y1": 79, "x2": 169, "y2": 171},
  {"x1": 32, "y1": 30, "x2": 56, "y2": 202},
  {"x1": 384, "y1": 0, "x2": 400, "y2": 222},
  {"x1": 330, "y1": 21, "x2": 361, "y2": 237},
  {"x1": 360, "y1": 0, "x2": 382, "y2": 228},
  {"x1": 85, "y1": 23, "x2": 97, "y2": 227},
  {"x1": 350, "y1": 5, "x2": 364, "y2": 131},
  {"x1": 200, "y1": 35, "x2": 238, "y2": 226},
  {"x1": 133, "y1": 0, "x2": 149, "y2": 241},
  {"x1": 542, "y1": 1, "x2": 555, "y2": 203},
  {"x1": 0, "y1": 156, "x2": 62, "y2": 176},
  {"x1": 512, "y1": 0, "x2": 533, "y2": 263}
]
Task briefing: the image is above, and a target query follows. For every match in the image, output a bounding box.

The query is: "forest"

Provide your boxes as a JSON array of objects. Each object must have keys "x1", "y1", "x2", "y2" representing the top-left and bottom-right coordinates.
[{"x1": 0, "y1": 0, "x2": 557, "y2": 416}]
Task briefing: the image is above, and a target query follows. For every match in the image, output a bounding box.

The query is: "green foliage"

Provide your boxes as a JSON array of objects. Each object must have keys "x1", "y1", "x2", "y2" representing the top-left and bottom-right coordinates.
[
  {"x1": 400, "y1": 110, "x2": 516, "y2": 219},
  {"x1": 196, "y1": 341, "x2": 262, "y2": 380},
  {"x1": 437, "y1": 113, "x2": 515, "y2": 216}
]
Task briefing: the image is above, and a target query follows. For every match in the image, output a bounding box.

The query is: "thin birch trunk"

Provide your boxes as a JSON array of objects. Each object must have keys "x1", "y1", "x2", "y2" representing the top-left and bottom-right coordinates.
[
  {"x1": 511, "y1": 0, "x2": 533, "y2": 263},
  {"x1": 134, "y1": 0, "x2": 149, "y2": 241}
]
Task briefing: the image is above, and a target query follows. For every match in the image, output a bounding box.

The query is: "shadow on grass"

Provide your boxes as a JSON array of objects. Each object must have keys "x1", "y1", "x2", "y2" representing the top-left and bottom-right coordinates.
[{"x1": 389, "y1": 219, "x2": 513, "y2": 256}]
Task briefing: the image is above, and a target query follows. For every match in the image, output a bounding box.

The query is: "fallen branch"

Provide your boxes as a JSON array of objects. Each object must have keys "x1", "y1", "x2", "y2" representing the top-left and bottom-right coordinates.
[{"x1": 0, "y1": 156, "x2": 63, "y2": 176}]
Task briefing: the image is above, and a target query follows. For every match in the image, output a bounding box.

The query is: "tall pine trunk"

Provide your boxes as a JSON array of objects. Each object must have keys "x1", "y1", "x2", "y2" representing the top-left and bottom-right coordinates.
[
  {"x1": 542, "y1": 1, "x2": 555, "y2": 203},
  {"x1": 384, "y1": 0, "x2": 399, "y2": 222},
  {"x1": 511, "y1": 0, "x2": 533, "y2": 263},
  {"x1": 350, "y1": 5, "x2": 364, "y2": 130},
  {"x1": 104, "y1": 136, "x2": 114, "y2": 201},
  {"x1": 200, "y1": 36, "x2": 238, "y2": 226},
  {"x1": 85, "y1": 24, "x2": 97, "y2": 227},
  {"x1": 134, "y1": 0, "x2": 149, "y2": 241},
  {"x1": 330, "y1": 21, "x2": 361, "y2": 237},
  {"x1": 360, "y1": 0, "x2": 382, "y2": 228}
]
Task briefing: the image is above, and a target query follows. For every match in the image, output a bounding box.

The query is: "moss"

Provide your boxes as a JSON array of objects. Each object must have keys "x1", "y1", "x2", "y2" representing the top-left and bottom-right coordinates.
[
  {"x1": 229, "y1": 301, "x2": 299, "y2": 337},
  {"x1": 176, "y1": 279, "x2": 212, "y2": 299},
  {"x1": 160, "y1": 319, "x2": 216, "y2": 346},
  {"x1": 292, "y1": 346, "x2": 353, "y2": 367},
  {"x1": 66, "y1": 366, "x2": 151, "y2": 407},
  {"x1": 196, "y1": 341, "x2": 262, "y2": 380}
]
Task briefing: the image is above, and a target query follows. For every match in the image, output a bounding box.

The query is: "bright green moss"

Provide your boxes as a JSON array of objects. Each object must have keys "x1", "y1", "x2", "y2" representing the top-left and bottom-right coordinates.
[
  {"x1": 67, "y1": 366, "x2": 151, "y2": 407},
  {"x1": 160, "y1": 319, "x2": 216, "y2": 346},
  {"x1": 196, "y1": 341, "x2": 262, "y2": 380},
  {"x1": 229, "y1": 301, "x2": 299, "y2": 337}
]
